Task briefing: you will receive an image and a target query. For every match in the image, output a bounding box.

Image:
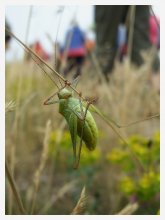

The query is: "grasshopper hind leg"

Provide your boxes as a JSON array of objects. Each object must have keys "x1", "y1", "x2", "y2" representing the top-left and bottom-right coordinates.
[{"x1": 72, "y1": 100, "x2": 93, "y2": 169}]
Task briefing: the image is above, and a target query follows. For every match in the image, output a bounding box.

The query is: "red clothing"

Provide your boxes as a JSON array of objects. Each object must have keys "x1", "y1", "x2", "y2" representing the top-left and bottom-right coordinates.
[
  {"x1": 149, "y1": 15, "x2": 159, "y2": 47},
  {"x1": 67, "y1": 47, "x2": 86, "y2": 57},
  {"x1": 33, "y1": 41, "x2": 50, "y2": 60}
]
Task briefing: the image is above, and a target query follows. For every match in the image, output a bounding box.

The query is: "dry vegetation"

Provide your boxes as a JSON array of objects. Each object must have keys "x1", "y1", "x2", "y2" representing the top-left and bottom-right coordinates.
[{"x1": 5, "y1": 52, "x2": 160, "y2": 214}]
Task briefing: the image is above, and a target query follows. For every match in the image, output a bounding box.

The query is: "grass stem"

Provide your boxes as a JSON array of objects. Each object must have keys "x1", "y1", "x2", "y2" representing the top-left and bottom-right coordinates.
[{"x1": 5, "y1": 160, "x2": 27, "y2": 214}]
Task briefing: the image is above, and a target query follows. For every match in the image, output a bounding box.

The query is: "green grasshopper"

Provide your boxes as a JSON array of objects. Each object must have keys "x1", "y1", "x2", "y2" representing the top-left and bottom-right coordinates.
[
  {"x1": 6, "y1": 29, "x2": 160, "y2": 169},
  {"x1": 43, "y1": 87, "x2": 98, "y2": 168}
]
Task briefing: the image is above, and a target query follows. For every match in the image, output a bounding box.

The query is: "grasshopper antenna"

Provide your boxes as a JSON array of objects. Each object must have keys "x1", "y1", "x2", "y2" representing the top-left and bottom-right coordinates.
[
  {"x1": 5, "y1": 28, "x2": 65, "y2": 90},
  {"x1": 54, "y1": 6, "x2": 65, "y2": 87}
]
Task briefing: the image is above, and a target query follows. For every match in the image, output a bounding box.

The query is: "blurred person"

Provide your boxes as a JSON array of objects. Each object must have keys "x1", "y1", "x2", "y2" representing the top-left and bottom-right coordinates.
[
  {"x1": 149, "y1": 15, "x2": 160, "y2": 49},
  {"x1": 33, "y1": 41, "x2": 50, "y2": 61},
  {"x1": 95, "y1": 5, "x2": 160, "y2": 80},
  {"x1": 5, "y1": 20, "x2": 11, "y2": 50},
  {"x1": 84, "y1": 38, "x2": 96, "y2": 66},
  {"x1": 117, "y1": 23, "x2": 127, "y2": 62},
  {"x1": 25, "y1": 41, "x2": 50, "y2": 62},
  {"x1": 148, "y1": 15, "x2": 160, "y2": 93},
  {"x1": 62, "y1": 19, "x2": 86, "y2": 79}
]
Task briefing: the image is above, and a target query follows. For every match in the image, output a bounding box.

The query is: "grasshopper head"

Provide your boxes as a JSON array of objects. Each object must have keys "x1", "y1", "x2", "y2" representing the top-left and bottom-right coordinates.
[{"x1": 58, "y1": 88, "x2": 72, "y2": 99}]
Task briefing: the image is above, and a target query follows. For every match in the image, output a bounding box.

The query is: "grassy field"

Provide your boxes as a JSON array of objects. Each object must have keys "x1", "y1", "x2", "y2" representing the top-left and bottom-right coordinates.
[{"x1": 5, "y1": 55, "x2": 160, "y2": 215}]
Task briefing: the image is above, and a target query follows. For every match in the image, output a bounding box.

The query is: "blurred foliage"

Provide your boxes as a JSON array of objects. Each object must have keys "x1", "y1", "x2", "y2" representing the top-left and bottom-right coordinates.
[
  {"x1": 106, "y1": 131, "x2": 160, "y2": 214},
  {"x1": 49, "y1": 129, "x2": 160, "y2": 214}
]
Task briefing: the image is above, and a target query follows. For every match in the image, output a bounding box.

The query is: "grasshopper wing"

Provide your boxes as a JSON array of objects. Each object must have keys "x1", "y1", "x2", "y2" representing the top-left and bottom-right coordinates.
[{"x1": 89, "y1": 104, "x2": 128, "y2": 145}]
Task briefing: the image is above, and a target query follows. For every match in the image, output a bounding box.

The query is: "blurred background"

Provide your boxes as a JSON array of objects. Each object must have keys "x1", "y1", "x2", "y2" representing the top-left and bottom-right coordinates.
[
  {"x1": 5, "y1": 5, "x2": 160, "y2": 215},
  {"x1": 5, "y1": 6, "x2": 95, "y2": 61}
]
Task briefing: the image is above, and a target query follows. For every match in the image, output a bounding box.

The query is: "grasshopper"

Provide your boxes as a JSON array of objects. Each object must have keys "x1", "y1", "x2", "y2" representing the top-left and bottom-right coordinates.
[
  {"x1": 44, "y1": 87, "x2": 98, "y2": 168},
  {"x1": 6, "y1": 29, "x2": 160, "y2": 169}
]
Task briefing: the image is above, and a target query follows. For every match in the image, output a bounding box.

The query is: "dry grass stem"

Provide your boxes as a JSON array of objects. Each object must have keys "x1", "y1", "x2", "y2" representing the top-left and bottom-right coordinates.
[
  {"x1": 30, "y1": 119, "x2": 51, "y2": 214},
  {"x1": 90, "y1": 51, "x2": 114, "y2": 104},
  {"x1": 7, "y1": 57, "x2": 24, "y2": 214},
  {"x1": 71, "y1": 186, "x2": 87, "y2": 215},
  {"x1": 116, "y1": 202, "x2": 139, "y2": 215},
  {"x1": 5, "y1": 161, "x2": 27, "y2": 214},
  {"x1": 5, "y1": 101, "x2": 16, "y2": 113}
]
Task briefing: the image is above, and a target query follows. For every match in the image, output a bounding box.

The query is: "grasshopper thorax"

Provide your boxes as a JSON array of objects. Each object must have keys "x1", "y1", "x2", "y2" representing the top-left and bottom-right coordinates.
[{"x1": 58, "y1": 88, "x2": 73, "y2": 99}]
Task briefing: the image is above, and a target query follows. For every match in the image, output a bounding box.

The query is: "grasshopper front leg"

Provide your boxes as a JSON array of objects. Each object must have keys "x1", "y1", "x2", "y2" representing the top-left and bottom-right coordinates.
[{"x1": 68, "y1": 113, "x2": 78, "y2": 168}]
